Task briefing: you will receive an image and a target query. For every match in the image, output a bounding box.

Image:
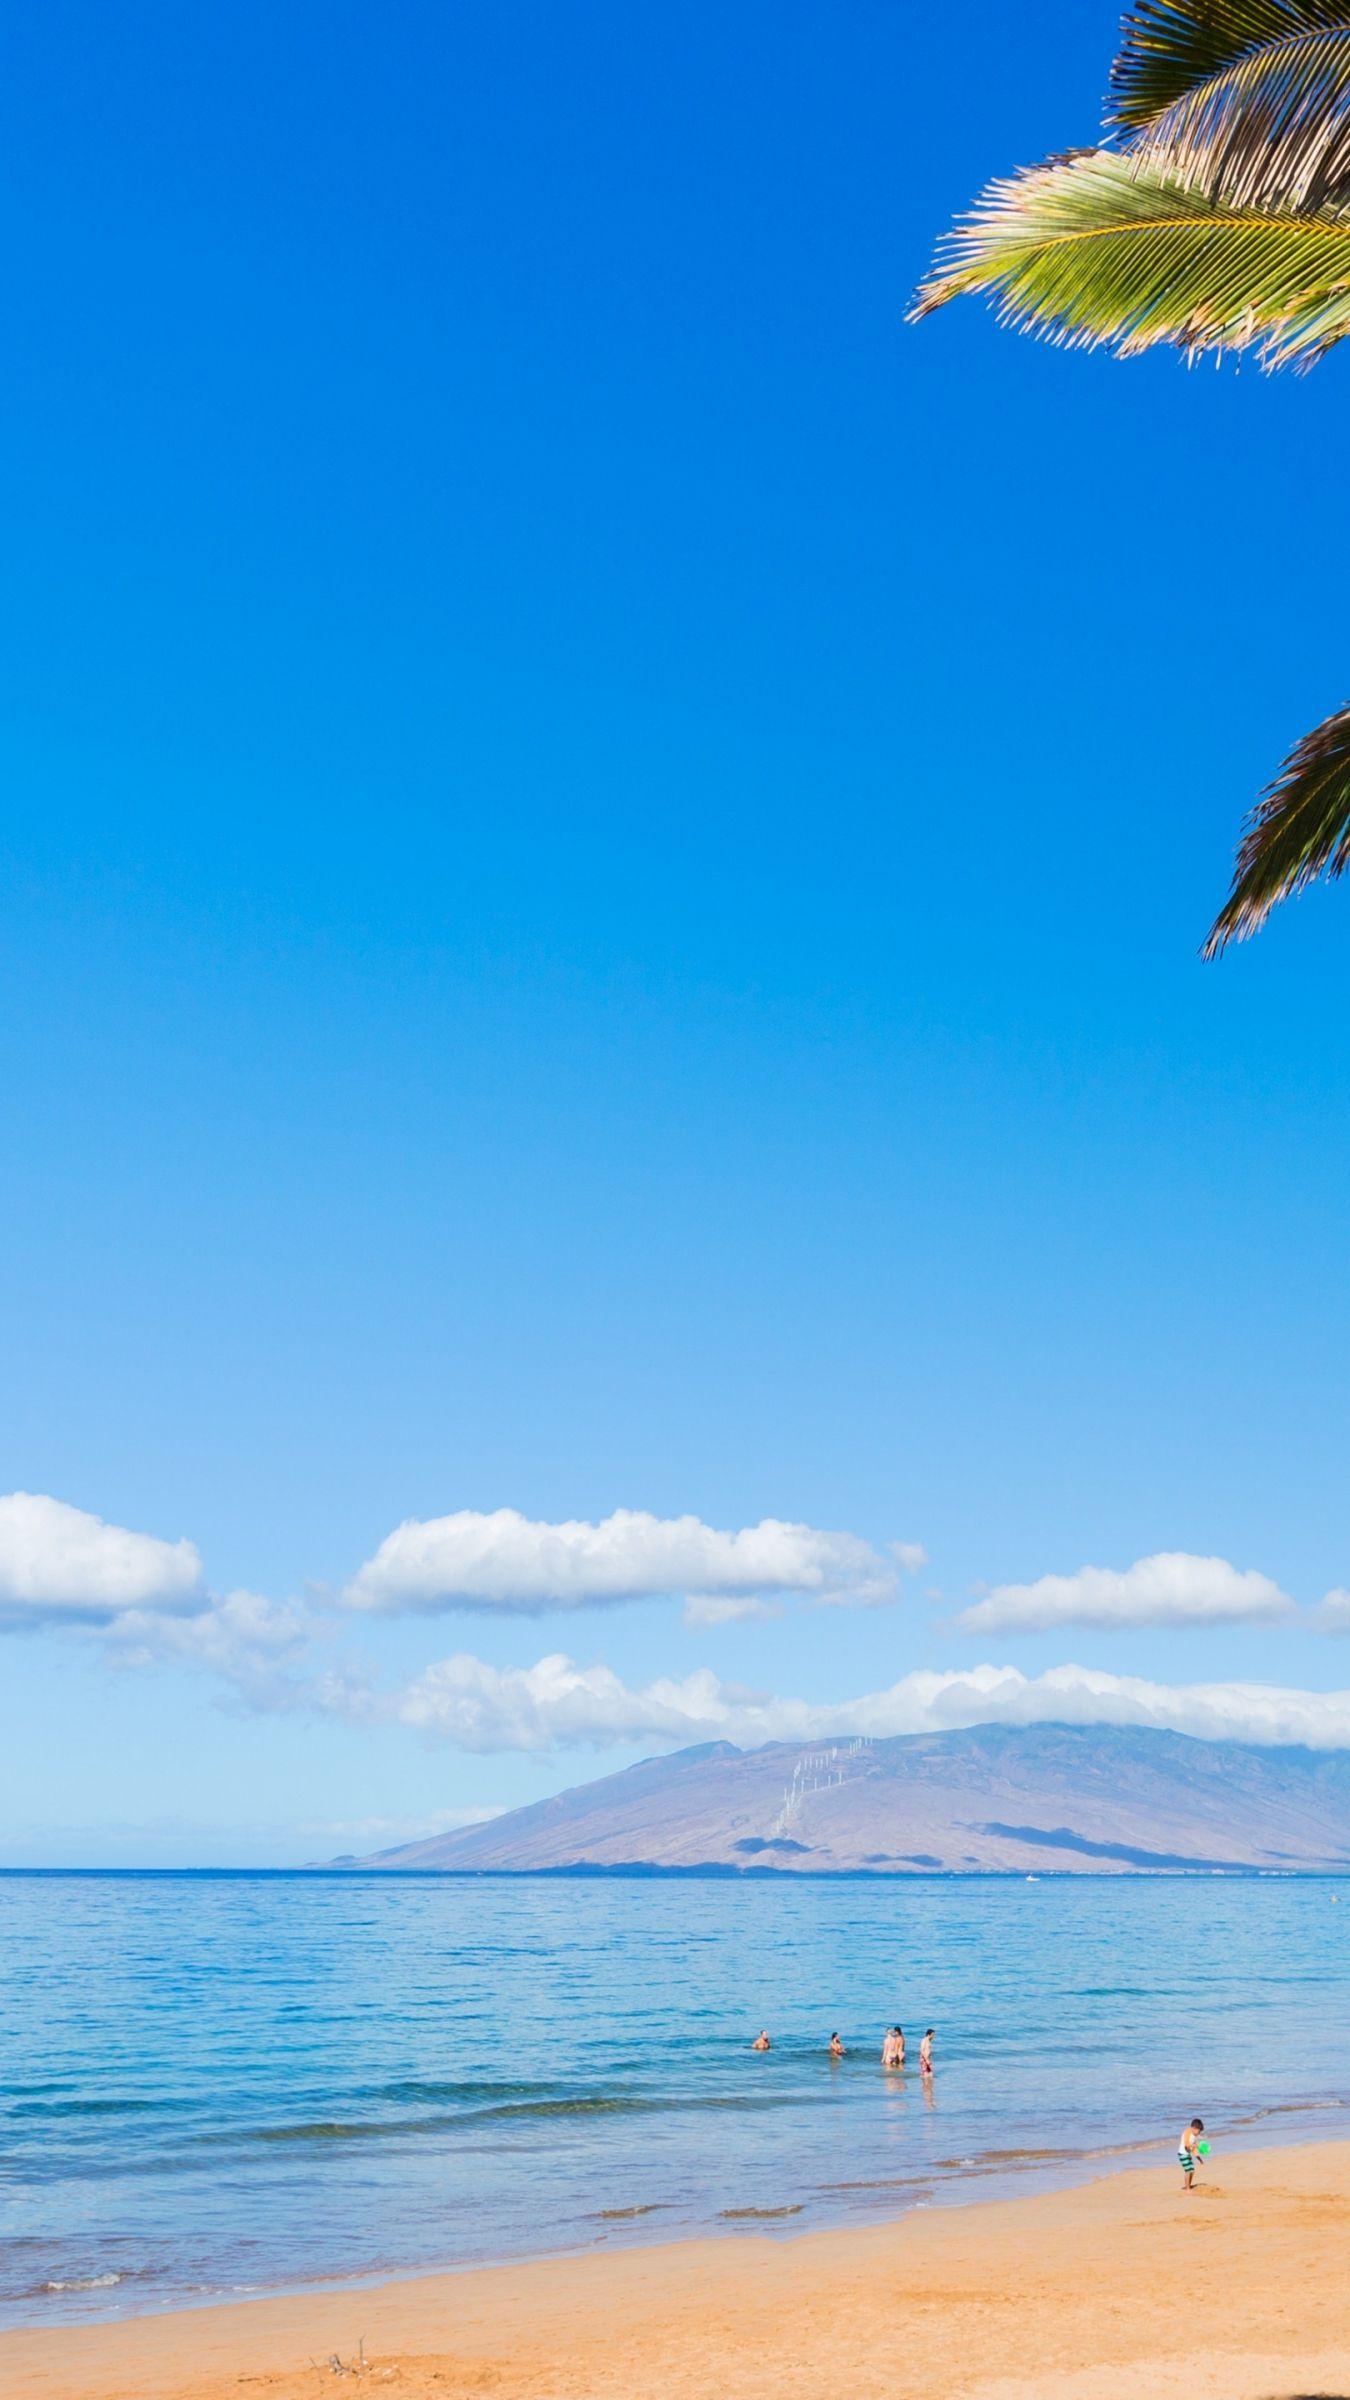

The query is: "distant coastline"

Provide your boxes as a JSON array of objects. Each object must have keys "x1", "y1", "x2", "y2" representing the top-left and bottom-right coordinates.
[
  {"x1": 325, "y1": 1724, "x2": 1350, "y2": 1876},
  {"x1": 316, "y1": 1857, "x2": 1346, "y2": 1879},
  {"x1": 4, "y1": 1860, "x2": 1347, "y2": 1879}
]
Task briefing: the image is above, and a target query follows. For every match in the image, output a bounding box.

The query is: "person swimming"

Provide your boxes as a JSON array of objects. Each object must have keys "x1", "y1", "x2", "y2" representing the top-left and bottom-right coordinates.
[
  {"x1": 1178, "y1": 2118, "x2": 1205, "y2": 2190},
  {"x1": 919, "y1": 2028, "x2": 934, "y2": 2077},
  {"x1": 751, "y1": 2030, "x2": 771, "y2": 2051},
  {"x1": 829, "y1": 2031, "x2": 847, "y2": 2057},
  {"x1": 881, "y1": 2025, "x2": 905, "y2": 2068}
]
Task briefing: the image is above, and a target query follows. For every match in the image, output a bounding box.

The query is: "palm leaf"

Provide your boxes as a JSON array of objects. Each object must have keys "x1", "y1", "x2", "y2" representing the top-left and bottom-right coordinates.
[
  {"x1": 911, "y1": 149, "x2": 1350, "y2": 362},
  {"x1": 1118, "y1": 15, "x2": 1350, "y2": 211},
  {"x1": 1204, "y1": 705, "x2": 1350, "y2": 950},
  {"x1": 1110, "y1": 0, "x2": 1350, "y2": 125}
]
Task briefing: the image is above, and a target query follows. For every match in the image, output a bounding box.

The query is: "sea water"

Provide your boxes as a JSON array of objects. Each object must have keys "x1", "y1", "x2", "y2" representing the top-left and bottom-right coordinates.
[{"x1": 2, "y1": 1870, "x2": 1347, "y2": 2327}]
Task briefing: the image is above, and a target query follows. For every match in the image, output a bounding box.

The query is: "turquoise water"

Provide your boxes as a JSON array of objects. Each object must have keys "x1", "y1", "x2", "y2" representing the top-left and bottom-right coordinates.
[{"x1": 2, "y1": 1871, "x2": 1348, "y2": 2327}]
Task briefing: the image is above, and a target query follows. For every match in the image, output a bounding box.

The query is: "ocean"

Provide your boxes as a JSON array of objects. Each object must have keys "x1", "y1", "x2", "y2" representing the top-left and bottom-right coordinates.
[{"x1": 2, "y1": 1870, "x2": 1347, "y2": 2328}]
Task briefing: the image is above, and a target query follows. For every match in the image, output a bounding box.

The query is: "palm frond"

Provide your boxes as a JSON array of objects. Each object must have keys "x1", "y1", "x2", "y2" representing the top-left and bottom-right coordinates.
[
  {"x1": 1204, "y1": 705, "x2": 1350, "y2": 951},
  {"x1": 1123, "y1": 21, "x2": 1350, "y2": 210},
  {"x1": 911, "y1": 149, "x2": 1350, "y2": 362},
  {"x1": 1110, "y1": 0, "x2": 1349, "y2": 125}
]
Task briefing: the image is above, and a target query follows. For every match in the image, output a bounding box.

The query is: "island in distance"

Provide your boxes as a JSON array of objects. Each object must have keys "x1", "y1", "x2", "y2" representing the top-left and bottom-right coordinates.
[{"x1": 328, "y1": 1723, "x2": 1350, "y2": 1876}]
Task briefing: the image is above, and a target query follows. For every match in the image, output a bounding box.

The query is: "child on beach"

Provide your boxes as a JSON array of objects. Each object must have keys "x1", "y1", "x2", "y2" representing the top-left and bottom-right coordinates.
[
  {"x1": 1178, "y1": 2119, "x2": 1205, "y2": 2190},
  {"x1": 919, "y1": 2029, "x2": 934, "y2": 2078}
]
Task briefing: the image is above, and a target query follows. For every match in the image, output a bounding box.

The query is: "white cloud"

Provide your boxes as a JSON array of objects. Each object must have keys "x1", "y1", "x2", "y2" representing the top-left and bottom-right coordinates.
[
  {"x1": 103, "y1": 1590, "x2": 313, "y2": 1707},
  {"x1": 957, "y1": 1551, "x2": 1292, "y2": 1636},
  {"x1": 0, "y1": 1492, "x2": 315, "y2": 1707},
  {"x1": 0, "y1": 1492, "x2": 202, "y2": 1626},
  {"x1": 311, "y1": 1649, "x2": 1350, "y2": 1756},
  {"x1": 682, "y1": 1594, "x2": 783, "y2": 1628},
  {"x1": 891, "y1": 1541, "x2": 929, "y2": 1575},
  {"x1": 343, "y1": 1507, "x2": 900, "y2": 1615},
  {"x1": 1315, "y1": 1589, "x2": 1350, "y2": 1634}
]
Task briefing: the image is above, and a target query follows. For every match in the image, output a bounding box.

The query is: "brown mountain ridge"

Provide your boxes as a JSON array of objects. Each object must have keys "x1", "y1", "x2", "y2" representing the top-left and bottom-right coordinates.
[{"x1": 328, "y1": 1723, "x2": 1350, "y2": 1876}]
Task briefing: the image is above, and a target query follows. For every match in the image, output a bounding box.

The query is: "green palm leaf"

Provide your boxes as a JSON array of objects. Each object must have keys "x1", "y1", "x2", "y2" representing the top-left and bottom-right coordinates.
[
  {"x1": 1115, "y1": 9, "x2": 1350, "y2": 212},
  {"x1": 1204, "y1": 705, "x2": 1350, "y2": 950},
  {"x1": 911, "y1": 149, "x2": 1350, "y2": 362}
]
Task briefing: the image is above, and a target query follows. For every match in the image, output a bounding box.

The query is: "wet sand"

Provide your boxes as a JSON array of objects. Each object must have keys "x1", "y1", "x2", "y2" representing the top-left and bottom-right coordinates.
[{"x1": 7, "y1": 2136, "x2": 1350, "y2": 2400}]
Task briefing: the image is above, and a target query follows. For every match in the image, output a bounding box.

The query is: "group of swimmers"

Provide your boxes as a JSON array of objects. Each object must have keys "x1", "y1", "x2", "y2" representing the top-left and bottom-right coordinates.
[
  {"x1": 751, "y1": 2034, "x2": 1206, "y2": 2191},
  {"x1": 751, "y1": 2026, "x2": 935, "y2": 2076}
]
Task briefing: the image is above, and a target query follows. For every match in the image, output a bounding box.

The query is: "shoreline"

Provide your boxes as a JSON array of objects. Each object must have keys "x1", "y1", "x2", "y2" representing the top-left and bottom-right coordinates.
[
  {"x1": 8, "y1": 2134, "x2": 1350, "y2": 2400},
  {"x1": 9, "y1": 2095, "x2": 1342, "y2": 2337}
]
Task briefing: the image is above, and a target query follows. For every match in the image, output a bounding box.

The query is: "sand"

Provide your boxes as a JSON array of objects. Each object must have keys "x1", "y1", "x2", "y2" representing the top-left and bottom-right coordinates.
[{"x1": 7, "y1": 2138, "x2": 1350, "y2": 2400}]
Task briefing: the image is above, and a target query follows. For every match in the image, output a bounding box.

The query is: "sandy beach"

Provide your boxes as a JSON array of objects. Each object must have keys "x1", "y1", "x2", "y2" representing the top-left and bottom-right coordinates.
[{"x1": 7, "y1": 2136, "x2": 1350, "y2": 2400}]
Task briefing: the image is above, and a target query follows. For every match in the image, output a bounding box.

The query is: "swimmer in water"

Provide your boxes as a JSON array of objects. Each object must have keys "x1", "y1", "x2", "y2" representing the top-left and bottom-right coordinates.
[
  {"x1": 829, "y1": 2031, "x2": 847, "y2": 2057},
  {"x1": 919, "y1": 2028, "x2": 934, "y2": 2077},
  {"x1": 751, "y1": 2030, "x2": 771, "y2": 2052},
  {"x1": 881, "y1": 2026, "x2": 905, "y2": 2068}
]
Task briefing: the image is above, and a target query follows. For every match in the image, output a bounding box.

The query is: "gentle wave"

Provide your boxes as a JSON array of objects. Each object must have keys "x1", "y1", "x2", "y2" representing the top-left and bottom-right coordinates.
[
  {"x1": 1246, "y1": 2096, "x2": 1346, "y2": 2120},
  {"x1": 371, "y1": 2078, "x2": 556, "y2": 2105},
  {"x1": 818, "y1": 2175, "x2": 936, "y2": 2195},
  {"x1": 932, "y1": 2160, "x2": 1076, "y2": 2179},
  {"x1": 228, "y1": 2095, "x2": 660, "y2": 2146},
  {"x1": 176, "y1": 2086, "x2": 826, "y2": 2155},
  {"x1": 6, "y1": 2097, "x2": 162, "y2": 2120},
  {"x1": 38, "y1": 2275, "x2": 125, "y2": 2295}
]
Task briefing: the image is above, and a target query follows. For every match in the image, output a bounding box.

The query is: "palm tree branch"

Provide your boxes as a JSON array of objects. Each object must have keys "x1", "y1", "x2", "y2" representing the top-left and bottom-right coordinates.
[
  {"x1": 1123, "y1": 26, "x2": 1350, "y2": 208},
  {"x1": 910, "y1": 150, "x2": 1350, "y2": 363},
  {"x1": 1110, "y1": 0, "x2": 1350, "y2": 126},
  {"x1": 1204, "y1": 706, "x2": 1350, "y2": 950}
]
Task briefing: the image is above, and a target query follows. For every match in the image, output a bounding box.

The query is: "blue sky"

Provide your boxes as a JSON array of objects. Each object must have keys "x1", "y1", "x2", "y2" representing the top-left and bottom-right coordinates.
[{"x1": 4, "y1": 0, "x2": 1350, "y2": 1863}]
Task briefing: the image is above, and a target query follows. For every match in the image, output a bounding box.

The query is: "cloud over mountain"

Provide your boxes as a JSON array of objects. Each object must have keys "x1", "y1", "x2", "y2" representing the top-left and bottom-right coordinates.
[{"x1": 317, "y1": 1650, "x2": 1350, "y2": 1755}]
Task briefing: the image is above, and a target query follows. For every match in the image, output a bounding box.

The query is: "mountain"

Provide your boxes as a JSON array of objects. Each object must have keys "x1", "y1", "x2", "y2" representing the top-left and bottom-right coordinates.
[{"x1": 332, "y1": 1724, "x2": 1350, "y2": 1874}]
